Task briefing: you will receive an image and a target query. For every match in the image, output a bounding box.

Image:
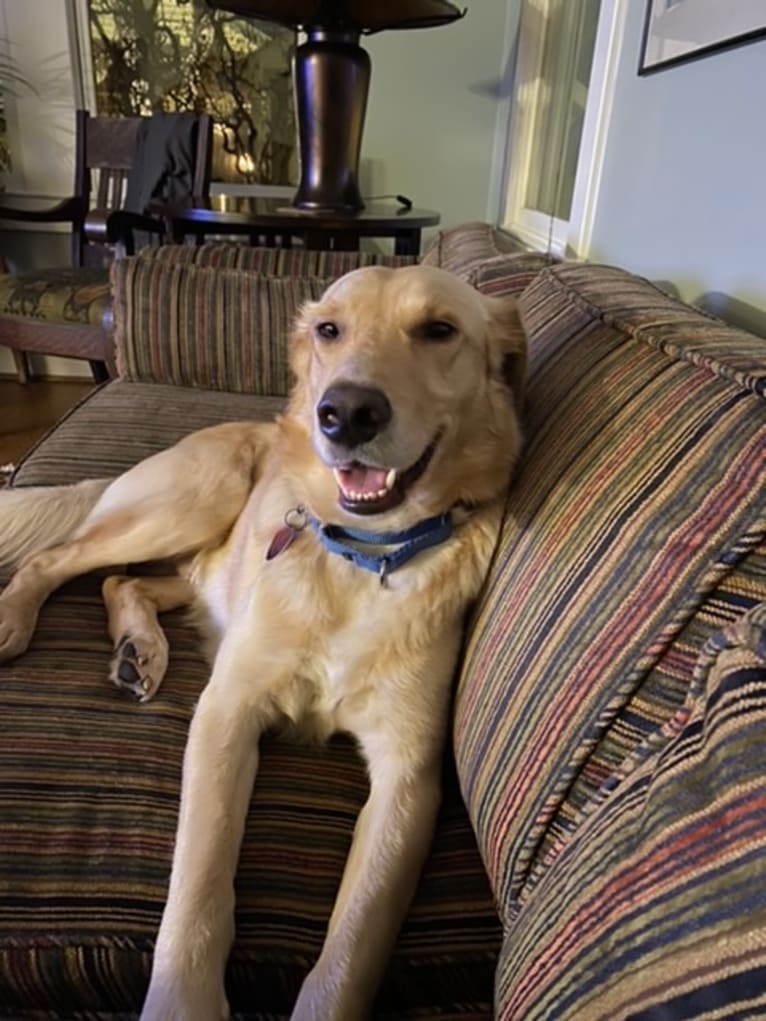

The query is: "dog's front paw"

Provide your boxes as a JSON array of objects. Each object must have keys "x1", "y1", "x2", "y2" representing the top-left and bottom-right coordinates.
[
  {"x1": 110, "y1": 630, "x2": 168, "y2": 702},
  {"x1": 0, "y1": 594, "x2": 36, "y2": 662}
]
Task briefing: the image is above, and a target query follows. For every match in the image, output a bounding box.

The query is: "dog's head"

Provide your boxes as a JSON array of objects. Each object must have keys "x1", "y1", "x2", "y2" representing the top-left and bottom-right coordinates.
[{"x1": 287, "y1": 264, "x2": 527, "y2": 526}]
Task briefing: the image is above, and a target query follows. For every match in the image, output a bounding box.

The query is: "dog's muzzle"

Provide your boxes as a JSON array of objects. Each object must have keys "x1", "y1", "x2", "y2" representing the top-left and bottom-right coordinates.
[{"x1": 316, "y1": 383, "x2": 441, "y2": 516}]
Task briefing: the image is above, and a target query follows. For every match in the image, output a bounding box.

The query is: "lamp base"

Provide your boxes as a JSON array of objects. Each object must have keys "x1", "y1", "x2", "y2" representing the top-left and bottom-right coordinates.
[{"x1": 292, "y1": 29, "x2": 370, "y2": 213}]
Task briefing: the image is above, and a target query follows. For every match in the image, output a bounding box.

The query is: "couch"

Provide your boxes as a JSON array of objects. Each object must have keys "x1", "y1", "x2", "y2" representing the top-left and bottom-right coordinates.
[{"x1": 1, "y1": 223, "x2": 765, "y2": 1020}]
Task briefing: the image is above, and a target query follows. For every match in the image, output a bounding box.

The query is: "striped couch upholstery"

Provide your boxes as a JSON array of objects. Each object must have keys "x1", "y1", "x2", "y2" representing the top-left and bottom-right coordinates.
[
  {"x1": 455, "y1": 263, "x2": 766, "y2": 1018},
  {"x1": 2, "y1": 227, "x2": 765, "y2": 1021}
]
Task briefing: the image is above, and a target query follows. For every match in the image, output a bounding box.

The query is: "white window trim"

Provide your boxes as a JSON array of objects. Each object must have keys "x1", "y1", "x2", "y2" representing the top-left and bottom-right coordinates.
[
  {"x1": 68, "y1": 0, "x2": 96, "y2": 113},
  {"x1": 502, "y1": 0, "x2": 555, "y2": 248},
  {"x1": 566, "y1": 0, "x2": 627, "y2": 257},
  {"x1": 502, "y1": 0, "x2": 626, "y2": 260}
]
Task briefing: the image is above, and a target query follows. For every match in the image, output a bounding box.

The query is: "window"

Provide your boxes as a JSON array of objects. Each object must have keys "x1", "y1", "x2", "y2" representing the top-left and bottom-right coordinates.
[
  {"x1": 0, "y1": 52, "x2": 16, "y2": 180},
  {"x1": 502, "y1": 0, "x2": 625, "y2": 257},
  {"x1": 0, "y1": 40, "x2": 34, "y2": 183},
  {"x1": 73, "y1": 0, "x2": 297, "y2": 187}
]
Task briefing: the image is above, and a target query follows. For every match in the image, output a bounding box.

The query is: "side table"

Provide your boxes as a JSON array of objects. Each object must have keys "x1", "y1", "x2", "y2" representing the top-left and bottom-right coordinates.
[{"x1": 167, "y1": 198, "x2": 440, "y2": 256}]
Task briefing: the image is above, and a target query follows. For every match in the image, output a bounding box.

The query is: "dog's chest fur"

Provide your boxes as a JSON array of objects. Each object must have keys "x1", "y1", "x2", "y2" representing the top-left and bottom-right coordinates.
[{"x1": 190, "y1": 469, "x2": 500, "y2": 742}]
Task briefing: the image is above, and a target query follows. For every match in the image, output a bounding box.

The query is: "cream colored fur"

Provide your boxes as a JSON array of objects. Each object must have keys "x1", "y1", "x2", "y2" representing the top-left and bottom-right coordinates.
[
  {"x1": 0, "y1": 264, "x2": 526, "y2": 1021},
  {"x1": 0, "y1": 478, "x2": 110, "y2": 569}
]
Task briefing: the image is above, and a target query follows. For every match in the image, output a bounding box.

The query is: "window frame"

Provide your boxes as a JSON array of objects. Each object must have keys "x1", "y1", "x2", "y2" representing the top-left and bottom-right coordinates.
[
  {"x1": 501, "y1": 0, "x2": 626, "y2": 259},
  {"x1": 68, "y1": 0, "x2": 96, "y2": 114},
  {"x1": 67, "y1": 0, "x2": 297, "y2": 194}
]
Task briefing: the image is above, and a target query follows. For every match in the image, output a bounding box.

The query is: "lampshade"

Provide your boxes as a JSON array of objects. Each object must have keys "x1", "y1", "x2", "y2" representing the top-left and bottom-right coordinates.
[{"x1": 206, "y1": 0, "x2": 465, "y2": 33}]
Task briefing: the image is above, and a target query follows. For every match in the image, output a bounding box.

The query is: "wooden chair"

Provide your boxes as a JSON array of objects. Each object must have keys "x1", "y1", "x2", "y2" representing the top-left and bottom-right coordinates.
[{"x1": 0, "y1": 110, "x2": 212, "y2": 381}]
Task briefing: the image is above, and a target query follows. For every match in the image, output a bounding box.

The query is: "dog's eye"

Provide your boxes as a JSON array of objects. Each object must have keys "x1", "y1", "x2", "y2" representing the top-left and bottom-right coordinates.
[
  {"x1": 316, "y1": 321, "x2": 340, "y2": 341},
  {"x1": 419, "y1": 320, "x2": 457, "y2": 342}
]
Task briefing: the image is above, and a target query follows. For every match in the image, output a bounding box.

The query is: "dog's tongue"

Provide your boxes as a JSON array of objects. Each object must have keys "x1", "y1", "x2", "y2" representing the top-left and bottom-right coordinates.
[{"x1": 337, "y1": 464, "x2": 388, "y2": 496}]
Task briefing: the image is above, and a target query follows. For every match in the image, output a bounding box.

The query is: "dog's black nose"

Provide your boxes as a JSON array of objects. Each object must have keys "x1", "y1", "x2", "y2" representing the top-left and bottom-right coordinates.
[{"x1": 317, "y1": 384, "x2": 392, "y2": 448}]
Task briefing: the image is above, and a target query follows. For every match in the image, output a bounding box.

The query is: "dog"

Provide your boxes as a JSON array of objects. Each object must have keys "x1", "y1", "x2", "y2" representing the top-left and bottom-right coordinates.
[{"x1": 0, "y1": 264, "x2": 526, "y2": 1020}]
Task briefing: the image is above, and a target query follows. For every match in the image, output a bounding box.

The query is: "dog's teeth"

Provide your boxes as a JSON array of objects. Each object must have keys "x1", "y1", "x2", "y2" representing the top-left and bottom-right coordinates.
[
  {"x1": 332, "y1": 468, "x2": 394, "y2": 504},
  {"x1": 341, "y1": 488, "x2": 390, "y2": 503}
]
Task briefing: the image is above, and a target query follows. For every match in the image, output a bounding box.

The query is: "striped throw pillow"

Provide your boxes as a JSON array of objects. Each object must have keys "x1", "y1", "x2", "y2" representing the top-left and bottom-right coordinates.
[
  {"x1": 112, "y1": 258, "x2": 328, "y2": 394},
  {"x1": 131, "y1": 243, "x2": 418, "y2": 274}
]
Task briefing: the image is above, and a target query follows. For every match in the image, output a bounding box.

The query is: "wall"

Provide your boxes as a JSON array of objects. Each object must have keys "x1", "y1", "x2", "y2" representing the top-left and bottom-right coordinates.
[
  {"x1": 588, "y1": 1, "x2": 766, "y2": 334},
  {"x1": 0, "y1": 0, "x2": 77, "y2": 200},
  {"x1": 0, "y1": 0, "x2": 80, "y2": 376},
  {"x1": 363, "y1": 2, "x2": 517, "y2": 234}
]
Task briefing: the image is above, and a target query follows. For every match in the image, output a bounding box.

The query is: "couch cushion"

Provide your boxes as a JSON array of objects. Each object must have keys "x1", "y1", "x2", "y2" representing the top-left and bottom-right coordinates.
[
  {"x1": 11, "y1": 380, "x2": 286, "y2": 487},
  {"x1": 2, "y1": 380, "x2": 501, "y2": 1019},
  {"x1": 110, "y1": 244, "x2": 423, "y2": 395},
  {"x1": 454, "y1": 263, "x2": 766, "y2": 1016},
  {"x1": 0, "y1": 266, "x2": 110, "y2": 327}
]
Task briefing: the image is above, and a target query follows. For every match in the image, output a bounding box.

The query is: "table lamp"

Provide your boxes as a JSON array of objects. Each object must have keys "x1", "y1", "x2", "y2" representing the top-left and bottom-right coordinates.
[{"x1": 206, "y1": 0, "x2": 465, "y2": 213}]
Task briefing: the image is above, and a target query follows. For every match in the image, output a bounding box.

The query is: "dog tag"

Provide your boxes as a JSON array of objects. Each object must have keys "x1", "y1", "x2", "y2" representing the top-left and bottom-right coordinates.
[
  {"x1": 265, "y1": 506, "x2": 308, "y2": 561},
  {"x1": 266, "y1": 526, "x2": 296, "y2": 560}
]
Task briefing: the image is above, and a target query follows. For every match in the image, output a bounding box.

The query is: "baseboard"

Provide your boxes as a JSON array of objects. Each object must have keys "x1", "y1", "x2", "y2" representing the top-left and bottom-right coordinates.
[{"x1": 0, "y1": 372, "x2": 95, "y2": 383}]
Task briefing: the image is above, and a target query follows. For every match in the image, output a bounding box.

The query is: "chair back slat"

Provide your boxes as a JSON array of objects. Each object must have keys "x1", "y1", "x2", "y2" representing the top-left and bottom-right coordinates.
[
  {"x1": 94, "y1": 169, "x2": 108, "y2": 210},
  {"x1": 86, "y1": 116, "x2": 142, "y2": 171}
]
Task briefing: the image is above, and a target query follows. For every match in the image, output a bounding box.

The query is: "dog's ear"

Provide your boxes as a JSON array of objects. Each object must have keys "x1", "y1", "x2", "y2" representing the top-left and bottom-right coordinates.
[
  {"x1": 288, "y1": 324, "x2": 310, "y2": 381},
  {"x1": 485, "y1": 295, "x2": 528, "y2": 410},
  {"x1": 286, "y1": 301, "x2": 318, "y2": 415}
]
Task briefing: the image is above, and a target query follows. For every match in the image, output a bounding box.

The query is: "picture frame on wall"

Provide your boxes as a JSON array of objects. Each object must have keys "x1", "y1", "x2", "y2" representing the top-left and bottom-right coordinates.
[{"x1": 639, "y1": 0, "x2": 766, "y2": 75}]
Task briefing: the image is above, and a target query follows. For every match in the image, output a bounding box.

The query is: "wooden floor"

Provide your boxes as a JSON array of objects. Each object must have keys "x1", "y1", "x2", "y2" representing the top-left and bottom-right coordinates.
[{"x1": 0, "y1": 378, "x2": 95, "y2": 467}]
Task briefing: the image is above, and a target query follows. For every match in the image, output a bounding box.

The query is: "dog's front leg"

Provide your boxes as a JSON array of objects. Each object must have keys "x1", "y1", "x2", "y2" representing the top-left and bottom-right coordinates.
[
  {"x1": 291, "y1": 740, "x2": 443, "y2": 1021},
  {"x1": 141, "y1": 672, "x2": 275, "y2": 1021}
]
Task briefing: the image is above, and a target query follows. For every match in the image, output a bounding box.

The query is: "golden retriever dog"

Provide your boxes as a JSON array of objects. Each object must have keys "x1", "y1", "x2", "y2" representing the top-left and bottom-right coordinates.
[{"x1": 0, "y1": 264, "x2": 526, "y2": 1021}]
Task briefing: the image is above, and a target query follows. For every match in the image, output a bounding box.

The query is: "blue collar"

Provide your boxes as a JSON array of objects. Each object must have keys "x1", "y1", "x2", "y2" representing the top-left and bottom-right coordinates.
[{"x1": 309, "y1": 511, "x2": 453, "y2": 584}]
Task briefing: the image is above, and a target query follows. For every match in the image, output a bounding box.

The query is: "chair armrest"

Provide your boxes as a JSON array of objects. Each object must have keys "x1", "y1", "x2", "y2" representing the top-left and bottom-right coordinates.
[
  {"x1": 106, "y1": 209, "x2": 167, "y2": 254},
  {"x1": 0, "y1": 195, "x2": 84, "y2": 225}
]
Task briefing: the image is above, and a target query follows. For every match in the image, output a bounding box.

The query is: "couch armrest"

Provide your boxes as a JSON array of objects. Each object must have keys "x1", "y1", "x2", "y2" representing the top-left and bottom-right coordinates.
[
  {"x1": 452, "y1": 259, "x2": 766, "y2": 925},
  {"x1": 111, "y1": 253, "x2": 328, "y2": 395}
]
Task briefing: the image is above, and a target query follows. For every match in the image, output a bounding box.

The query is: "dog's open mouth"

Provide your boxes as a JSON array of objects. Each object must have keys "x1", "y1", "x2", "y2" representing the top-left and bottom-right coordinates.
[{"x1": 332, "y1": 437, "x2": 439, "y2": 515}]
